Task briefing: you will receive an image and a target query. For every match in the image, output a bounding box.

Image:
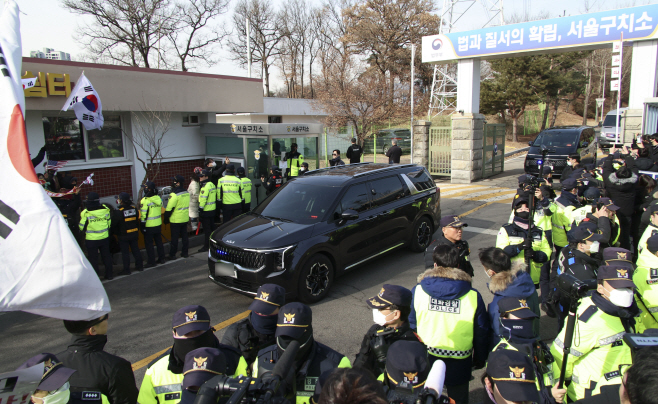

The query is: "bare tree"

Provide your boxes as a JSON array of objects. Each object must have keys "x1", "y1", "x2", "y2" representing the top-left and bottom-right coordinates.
[
  {"x1": 228, "y1": 0, "x2": 285, "y2": 96},
  {"x1": 167, "y1": 0, "x2": 230, "y2": 71},
  {"x1": 62, "y1": 0, "x2": 175, "y2": 68},
  {"x1": 123, "y1": 106, "x2": 173, "y2": 199}
]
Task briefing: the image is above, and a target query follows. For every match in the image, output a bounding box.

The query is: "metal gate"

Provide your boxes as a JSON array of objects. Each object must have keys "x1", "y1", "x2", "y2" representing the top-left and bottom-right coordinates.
[
  {"x1": 429, "y1": 127, "x2": 451, "y2": 176},
  {"x1": 482, "y1": 123, "x2": 506, "y2": 178}
]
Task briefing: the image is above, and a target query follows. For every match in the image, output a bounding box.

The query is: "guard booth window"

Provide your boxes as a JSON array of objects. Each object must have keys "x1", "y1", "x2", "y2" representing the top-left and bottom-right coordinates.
[
  {"x1": 42, "y1": 117, "x2": 85, "y2": 161},
  {"x1": 369, "y1": 176, "x2": 404, "y2": 207}
]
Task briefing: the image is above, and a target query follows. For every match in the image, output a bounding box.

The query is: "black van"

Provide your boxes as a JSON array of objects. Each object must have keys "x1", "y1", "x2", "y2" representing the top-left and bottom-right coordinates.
[{"x1": 524, "y1": 126, "x2": 596, "y2": 177}]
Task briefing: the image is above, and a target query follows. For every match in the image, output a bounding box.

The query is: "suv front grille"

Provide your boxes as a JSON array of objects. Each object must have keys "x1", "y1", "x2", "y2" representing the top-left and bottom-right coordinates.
[
  {"x1": 212, "y1": 274, "x2": 260, "y2": 293},
  {"x1": 526, "y1": 159, "x2": 566, "y2": 167},
  {"x1": 211, "y1": 243, "x2": 265, "y2": 269}
]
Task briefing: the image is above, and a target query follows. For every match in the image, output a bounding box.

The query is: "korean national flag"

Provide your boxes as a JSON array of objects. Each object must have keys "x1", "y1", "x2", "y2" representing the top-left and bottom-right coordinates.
[{"x1": 62, "y1": 72, "x2": 104, "y2": 130}]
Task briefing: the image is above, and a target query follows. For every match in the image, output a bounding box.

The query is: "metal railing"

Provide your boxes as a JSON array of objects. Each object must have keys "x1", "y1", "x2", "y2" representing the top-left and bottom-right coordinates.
[
  {"x1": 482, "y1": 123, "x2": 506, "y2": 178},
  {"x1": 429, "y1": 127, "x2": 452, "y2": 176}
]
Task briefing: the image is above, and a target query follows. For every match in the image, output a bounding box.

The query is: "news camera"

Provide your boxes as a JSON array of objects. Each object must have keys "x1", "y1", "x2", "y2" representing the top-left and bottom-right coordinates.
[
  {"x1": 556, "y1": 273, "x2": 597, "y2": 308},
  {"x1": 192, "y1": 341, "x2": 299, "y2": 404},
  {"x1": 623, "y1": 329, "x2": 658, "y2": 362}
]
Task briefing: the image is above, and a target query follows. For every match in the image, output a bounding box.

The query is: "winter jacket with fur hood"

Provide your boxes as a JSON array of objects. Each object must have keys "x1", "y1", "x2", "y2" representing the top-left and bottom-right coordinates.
[
  {"x1": 486, "y1": 262, "x2": 540, "y2": 349},
  {"x1": 410, "y1": 266, "x2": 491, "y2": 387}
]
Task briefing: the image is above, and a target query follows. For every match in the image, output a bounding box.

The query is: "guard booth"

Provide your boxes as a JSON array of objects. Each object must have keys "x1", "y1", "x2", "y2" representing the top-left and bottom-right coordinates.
[{"x1": 200, "y1": 123, "x2": 322, "y2": 208}]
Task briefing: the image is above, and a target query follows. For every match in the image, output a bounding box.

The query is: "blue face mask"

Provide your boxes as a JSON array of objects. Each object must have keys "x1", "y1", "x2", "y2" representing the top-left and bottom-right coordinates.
[{"x1": 250, "y1": 312, "x2": 278, "y2": 335}]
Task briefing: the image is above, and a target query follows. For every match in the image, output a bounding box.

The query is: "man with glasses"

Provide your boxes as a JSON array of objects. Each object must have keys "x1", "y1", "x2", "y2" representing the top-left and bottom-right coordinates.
[
  {"x1": 58, "y1": 314, "x2": 138, "y2": 404},
  {"x1": 329, "y1": 149, "x2": 345, "y2": 167},
  {"x1": 424, "y1": 215, "x2": 474, "y2": 276}
]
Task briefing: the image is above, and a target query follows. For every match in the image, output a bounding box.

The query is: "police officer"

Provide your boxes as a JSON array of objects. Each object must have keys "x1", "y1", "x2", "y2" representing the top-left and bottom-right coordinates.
[
  {"x1": 219, "y1": 164, "x2": 243, "y2": 222},
  {"x1": 482, "y1": 350, "x2": 540, "y2": 404},
  {"x1": 55, "y1": 176, "x2": 82, "y2": 245},
  {"x1": 491, "y1": 297, "x2": 555, "y2": 400},
  {"x1": 549, "y1": 224, "x2": 604, "y2": 325},
  {"x1": 299, "y1": 162, "x2": 309, "y2": 175},
  {"x1": 381, "y1": 341, "x2": 430, "y2": 399},
  {"x1": 571, "y1": 187, "x2": 601, "y2": 226},
  {"x1": 138, "y1": 305, "x2": 247, "y2": 404},
  {"x1": 424, "y1": 215, "x2": 474, "y2": 276},
  {"x1": 165, "y1": 175, "x2": 190, "y2": 260},
  {"x1": 179, "y1": 348, "x2": 227, "y2": 404},
  {"x1": 197, "y1": 169, "x2": 217, "y2": 253},
  {"x1": 236, "y1": 167, "x2": 253, "y2": 213},
  {"x1": 551, "y1": 265, "x2": 640, "y2": 402},
  {"x1": 262, "y1": 166, "x2": 283, "y2": 196},
  {"x1": 79, "y1": 192, "x2": 114, "y2": 280},
  {"x1": 221, "y1": 284, "x2": 286, "y2": 370},
  {"x1": 634, "y1": 233, "x2": 658, "y2": 332},
  {"x1": 59, "y1": 314, "x2": 138, "y2": 404},
  {"x1": 496, "y1": 197, "x2": 551, "y2": 286},
  {"x1": 284, "y1": 143, "x2": 304, "y2": 179},
  {"x1": 140, "y1": 181, "x2": 166, "y2": 267},
  {"x1": 111, "y1": 192, "x2": 143, "y2": 275},
  {"x1": 638, "y1": 204, "x2": 658, "y2": 255},
  {"x1": 17, "y1": 353, "x2": 76, "y2": 404},
  {"x1": 552, "y1": 178, "x2": 582, "y2": 256},
  {"x1": 574, "y1": 198, "x2": 618, "y2": 249},
  {"x1": 253, "y1": 302, "x2": 351, "y2": 404},
  {"x1": 409, "y1": 244, "x2": 490, "y2": 404},
  {"x1": 354, "y1": 284, "x2": 422, "y2": 376},
  {"x1": 345, "y1": 137, "x2": 363, "y2": 164}
]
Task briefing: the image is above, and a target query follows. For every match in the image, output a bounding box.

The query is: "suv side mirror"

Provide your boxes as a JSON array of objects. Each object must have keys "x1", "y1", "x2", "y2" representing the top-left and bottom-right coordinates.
[
  {"x1": 528, "y1": 141, "x2": 533, "y2": 146},
  {"x1": 341, "y1": 209, "x2": 359, "y2": 221}
]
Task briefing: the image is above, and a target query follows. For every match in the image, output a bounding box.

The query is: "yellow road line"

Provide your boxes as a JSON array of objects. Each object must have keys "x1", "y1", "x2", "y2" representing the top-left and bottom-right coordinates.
[
  {"x1": 131, "y1": 310, "x2": 251, "y2": 371},
  {"x1": 457, "y1": 201, "x2": 497, "y2": 218},
  {"x1": 464, "y1": 190, "x2": 517, "y2": 202},
  {"x1": 440, "y1": 187, "x2": 490, "y2": 198}
]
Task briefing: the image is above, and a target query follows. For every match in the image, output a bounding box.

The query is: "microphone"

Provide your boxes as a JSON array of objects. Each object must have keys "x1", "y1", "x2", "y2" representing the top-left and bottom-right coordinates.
[
  {"x1": 424, "y1": 360, "x2": 447, "y2": 404},
  {"x1": 261, "y1": 339, "x2": 300, "y2": 400}
]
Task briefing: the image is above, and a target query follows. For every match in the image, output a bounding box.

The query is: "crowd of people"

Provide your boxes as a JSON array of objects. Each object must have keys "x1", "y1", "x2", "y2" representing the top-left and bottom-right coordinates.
[{"x1": 22, "y1": 136, "x2": 658, "y2": 404}]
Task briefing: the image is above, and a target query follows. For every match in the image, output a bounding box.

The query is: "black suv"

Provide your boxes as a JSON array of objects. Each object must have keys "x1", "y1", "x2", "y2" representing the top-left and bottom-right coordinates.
[
  {"x1": 524, "y1": 126, "x2": 596, "y2": 177},
  {"x1": 207, "y1": 163, "x2": 440, "y2": 303}
]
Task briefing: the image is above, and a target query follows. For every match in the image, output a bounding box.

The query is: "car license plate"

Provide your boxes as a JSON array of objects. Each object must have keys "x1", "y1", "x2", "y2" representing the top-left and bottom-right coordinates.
[
  {"x1": 215, "y1": 260, "x2": 237, "y2": 278},
  {"x1": 606, "y1": 134, "x2": 615, "y2": 138}
]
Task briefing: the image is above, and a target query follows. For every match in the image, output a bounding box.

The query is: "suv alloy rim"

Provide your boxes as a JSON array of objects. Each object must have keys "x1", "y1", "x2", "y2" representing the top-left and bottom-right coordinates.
[
  {"x1": 306, "y1": 262, "x2": 329, "y2": 296},
  {"x1": 417, "y1": 221, "x2": 431, "y2": 248}
]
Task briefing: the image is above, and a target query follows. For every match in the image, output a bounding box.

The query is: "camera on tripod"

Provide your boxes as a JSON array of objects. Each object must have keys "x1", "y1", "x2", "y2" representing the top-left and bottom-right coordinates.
[{"x1": 557, "y1": 273, "x2": 597, "y2": 305}]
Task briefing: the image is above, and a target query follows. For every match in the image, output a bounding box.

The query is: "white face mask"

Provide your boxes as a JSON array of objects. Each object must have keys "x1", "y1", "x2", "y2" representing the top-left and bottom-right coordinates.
[
  {"x1": 372, "y1": 309, "x2": 395, "y2": 326},
  {"x1": 209, "y1": 162, "x2": 217, "y2": 168},
  {"x1": 34, "y1": 383, "x2": 70, "y2": 404},
  {"x1": 589, "y1": 241, "x2": 600, "y2": 253},
  {"x1": 604, "y1": 286, "x2": 635, "y2": 308},
  {"x1": 567, "y1": 161, "x2": 573, "y2": 166}
]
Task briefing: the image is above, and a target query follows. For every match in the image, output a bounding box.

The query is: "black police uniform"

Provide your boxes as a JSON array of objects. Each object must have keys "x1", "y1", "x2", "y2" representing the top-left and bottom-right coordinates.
[
  {"x1": 58, "y1": 335, "x2": 138, "y2": 404},
  {"x1": 424, "y1": 233, "x2": 474, "y2": 276},
  {"x1": 111, "y1": 201, "x2": 143, "y2": 273},
  {"x1": 264, "y1": 171, "x2": 283, "y2": 195},
  {"x1": 353, "y1": 323, "x2": 422, "y2": 376},
  {"x1": 345, "y1": 143, "x2": 363, "y2": 164},
  {"x1": 222, "y1": 317, "x2": 275, "y2": 370},
  {"x1": 578, "y1": 213, "x2": 614, "y2": 248},
  {"x1": 54, "y1": 179, "x2": 82, "y2": 245}
]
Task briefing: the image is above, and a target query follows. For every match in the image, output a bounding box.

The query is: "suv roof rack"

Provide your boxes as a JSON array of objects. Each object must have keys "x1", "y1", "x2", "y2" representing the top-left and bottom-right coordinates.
[
  {"x1": 353, "y1": 164, "x2": 417, "y2": 177},
  {"x1": 305, "y1": 162, "x2": 372, "y2": 175}
]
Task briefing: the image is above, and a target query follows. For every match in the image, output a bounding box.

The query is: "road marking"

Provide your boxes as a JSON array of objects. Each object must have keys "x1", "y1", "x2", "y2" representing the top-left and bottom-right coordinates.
[
  {"x1": 463, "y1": 226, "x2": 499, "y2": 236},
  {"x1": 461, "y1": 189, "x2": 516, "y2": 201},
  {"x1": 478, "y1": 192, "x2": 517, "y2": 203},
  {"x1": 131, "y1": 310, "x2": 251, "y2": 371},
  {"x1": 436, "y1": 184, "x2": 480, "y2": 191},
  {"x1": 457, "y1": 201, "x2": 497, "y2": 218},
  {"x1": 440, "y1": 186, "x2": 489, "y2": 197},
  {"x1": 464, "y1": 190, "x2": 517, "y2": 202}
]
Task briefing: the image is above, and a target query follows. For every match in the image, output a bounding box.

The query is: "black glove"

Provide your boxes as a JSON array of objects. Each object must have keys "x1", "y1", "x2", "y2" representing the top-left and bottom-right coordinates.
[
  {"x1": 455, "y1": 240, "x2": 469, "y2": 258},
  {"x1": 140, "y1": 224, "x2": 146, "y2": 234},
  {"x1": 503, "y1": 245, "x2": 522, "y2": 257},
  {"x1": 532, "y1": 250, "x2": 548, "y2": 263},
  {"x1": 371, "y1": 335, "x2": 390, "y2": 365}
]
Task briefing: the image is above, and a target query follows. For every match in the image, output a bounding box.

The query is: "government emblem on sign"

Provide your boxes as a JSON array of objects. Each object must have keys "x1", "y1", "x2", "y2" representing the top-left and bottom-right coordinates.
[{"x1": 255, "y1": 150, "x2": 261, "y2": 160}]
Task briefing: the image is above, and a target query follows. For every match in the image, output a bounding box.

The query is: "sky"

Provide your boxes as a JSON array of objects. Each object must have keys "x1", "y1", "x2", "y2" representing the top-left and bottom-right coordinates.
[{"x1": 15, "y1": 0, "x2": 658, "y2": 91}]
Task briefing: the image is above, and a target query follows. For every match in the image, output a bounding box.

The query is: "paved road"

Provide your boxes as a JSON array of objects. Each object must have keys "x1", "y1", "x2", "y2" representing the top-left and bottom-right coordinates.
[{"x1": 0, "y1": 154, "x2": 559, "y2": 403}]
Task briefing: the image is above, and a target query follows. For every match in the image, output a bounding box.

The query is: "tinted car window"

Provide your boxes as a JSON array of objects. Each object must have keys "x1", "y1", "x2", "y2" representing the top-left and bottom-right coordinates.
[
  {"x1": 405, "y1": 169, "x2": 434, "y2": 191},
  {"x1": 336, "y1": 183, "x2": 370, "y2": 215},
  {"x1": 580, "y1": 128, "x2": 594, "y2": 143},
  {"x1": 532, "y1": 131, "x2": 579, "y2": 148},
  {"x1": 603, "y1": 114, "x2": 622, "y2": 127},
  {"x1": 369, "y1": 176, "x2": 404, "y2": 207},
  {"x1": 253, "y1": 183, "x2": 336, "y2": 223}
]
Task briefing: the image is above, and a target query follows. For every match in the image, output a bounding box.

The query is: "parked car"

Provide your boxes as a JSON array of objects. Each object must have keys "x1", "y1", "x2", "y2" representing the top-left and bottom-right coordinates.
[
  {"x1": 207, "y1": 163, "x2": 440, "y2": 302},
  {"x1": 363, "y1": 129, "x2": 412, "y2": 154},
  {"x1": 524, "y1": 126, "x2": 596, "y2": 177},
  {"x1": 598, "y1": 108, "x2": 628, "y2": 148}
]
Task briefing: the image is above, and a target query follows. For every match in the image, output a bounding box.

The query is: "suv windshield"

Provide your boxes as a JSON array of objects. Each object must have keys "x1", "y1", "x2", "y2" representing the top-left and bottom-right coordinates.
[
  {"x1": 603, "y1": 114, "x2": 622, "y2": 127},
  {"x1": 532, "y1": 131, "x2": 579, "y2": 148},
  {"x1": 253, "y1": 182, "x2": 336, "y2": 224}
]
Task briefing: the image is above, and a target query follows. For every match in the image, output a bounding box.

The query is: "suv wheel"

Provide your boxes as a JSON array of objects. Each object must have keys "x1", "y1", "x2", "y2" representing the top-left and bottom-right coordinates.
[
  {"x1": 298, "y1": 254, "x2": 334, "y2": 303},
  {"x1": 410, "y1": 217, "x2": 433, "y2": 252},
  {"x1": 382, "y1": 144, "x2": 390, "y2": 154}
]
